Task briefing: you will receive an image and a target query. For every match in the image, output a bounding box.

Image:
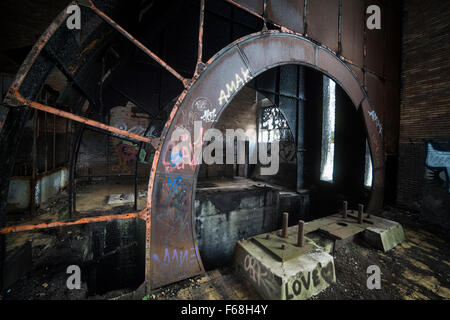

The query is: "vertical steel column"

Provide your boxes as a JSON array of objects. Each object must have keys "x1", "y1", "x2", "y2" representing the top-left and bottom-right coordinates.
[
  {"x1": 53, "y1": 114, "x2": 56, "y2": 170},
  {"x1": 296, "y1": 66, "x2": 306, "y2": 191},
  {"x1": 30, "y1": 110, "x2": 38, "y2": 216},
  {"x1": 69, "y1": 123, "x2": 85, "y2": 218}
]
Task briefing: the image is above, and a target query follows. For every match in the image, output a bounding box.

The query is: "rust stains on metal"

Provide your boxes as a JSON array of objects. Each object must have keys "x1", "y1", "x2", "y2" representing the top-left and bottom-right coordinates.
[
  {"x1": 225, "y1": 0, "x2": 265, "y2": 20},
  {"x1": 6, "y1": 9, "x2": 70, "y2": 96},
  {"x1": 0, "y1": 212, "x2": 142, "y2": 235},
  {"x1": 82, "y1": 0, "x2": 189, "y2": 88},
  {"x1": 6, "y1": 88, "x2": 159, "y2": 148},
  {"x1": 194, "y1": 0, "x2": 205, "y2": 77}
]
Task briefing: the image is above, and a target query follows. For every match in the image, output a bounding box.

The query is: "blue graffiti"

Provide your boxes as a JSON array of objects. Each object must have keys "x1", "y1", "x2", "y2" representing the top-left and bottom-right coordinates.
[
  {"x1": 152, "y1": 247, "x2": 199, "y2": 268},
  {"x1": 425, "y1": 141, "x2": 450, "y2": 192},
  {"x1": 167, "y1": 176, "x2": 182, "y2": 193},
  {"x1": 169, "y1": 152, "x2": 183, "y2": 167}
]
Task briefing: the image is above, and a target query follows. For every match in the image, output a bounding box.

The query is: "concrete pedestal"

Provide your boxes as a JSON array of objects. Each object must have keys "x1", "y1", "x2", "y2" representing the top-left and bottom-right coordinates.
[
  {"x1": 362, "y1": 216, "x2": 405, "y2": 252},
  {"x1": 233, "y1": 238, "x2": 335, "y2": 300}
]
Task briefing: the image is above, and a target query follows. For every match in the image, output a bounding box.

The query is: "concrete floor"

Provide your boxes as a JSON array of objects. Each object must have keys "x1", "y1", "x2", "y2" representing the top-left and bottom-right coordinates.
[
  {"x1": 197, "y1": 177, "x2": 289, "y2": 192},
  {"x1": 76, "y1": 182, "x2": 148, "y2": 213}
]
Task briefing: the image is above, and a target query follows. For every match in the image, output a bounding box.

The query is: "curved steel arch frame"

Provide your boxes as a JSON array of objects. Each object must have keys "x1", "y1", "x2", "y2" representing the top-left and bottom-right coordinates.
[{"x1": 147, "y1": 30, "x2": 385, "y2": 289}]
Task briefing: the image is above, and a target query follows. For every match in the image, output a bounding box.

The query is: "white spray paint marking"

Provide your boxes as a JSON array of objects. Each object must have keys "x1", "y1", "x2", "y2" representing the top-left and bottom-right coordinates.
[{"x1": 218, "y1": 68, "x2": 252, "y2": 106}]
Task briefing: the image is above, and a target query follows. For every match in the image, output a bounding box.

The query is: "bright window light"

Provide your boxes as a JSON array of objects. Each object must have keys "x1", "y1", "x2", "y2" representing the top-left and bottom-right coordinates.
[
  {"x1": 320, "y1": 77, "x2": 336, "y2": 182},
  {"x1": 364, "y1": 140, "x2": 373, "y2": 188}
]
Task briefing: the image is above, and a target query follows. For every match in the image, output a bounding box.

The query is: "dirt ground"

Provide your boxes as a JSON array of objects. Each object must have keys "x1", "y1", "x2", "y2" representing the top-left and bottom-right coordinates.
[
  {"x1": 1, "y1": 208, "x2": 450, "y2": 300},
  {"x1": 312, "y1": 209, "x2": 450, "y2": 300}
]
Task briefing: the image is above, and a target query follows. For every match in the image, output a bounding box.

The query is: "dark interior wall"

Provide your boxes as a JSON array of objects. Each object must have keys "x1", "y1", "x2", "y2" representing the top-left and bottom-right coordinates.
[
  {"x1": 198, "y1": 86, "x2": 257, "y2": 180},
  {"x1": 76, "y1": 103, "x2": 153, "y2": 178},
  {"x1": 304, "y1": 68, "x2": 368, "y2": 218},
  {"x1": 334, "y1": 86, "x2": 367, "y2": 205},
  {"x1": 304, "y1": 68, "x2": 323, "y2": 188},
  {"x1": 250, "y1": 65, "x2": 305, "y2": 190},
  {"x1": 398, "y1": 0, "x2": 450, "y2": 227}
]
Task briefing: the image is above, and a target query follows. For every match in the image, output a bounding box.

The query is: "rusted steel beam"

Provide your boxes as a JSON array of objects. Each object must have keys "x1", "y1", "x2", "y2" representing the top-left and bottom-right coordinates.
[
  {"x1": 225, "y1": 0, "x2": 264, "y2": 20},
  {"x1": 0, "y1": 212, "x2": 142, "y2": 235},
  {"x1": 225, "y1": 0, "x2": 295, "y2": 34},
  {"x1": 194, "y1": 0, "x2": 205, "y2": 76},
  {"x1": 82, "y1": 0, "x2": 189, "y2": 88},
  {"x1": 6, "y1": 89, "x2": 160, "y2": 148},
  {"x1": 7, "y1": 10, "x2": 70, "y2": 97}
]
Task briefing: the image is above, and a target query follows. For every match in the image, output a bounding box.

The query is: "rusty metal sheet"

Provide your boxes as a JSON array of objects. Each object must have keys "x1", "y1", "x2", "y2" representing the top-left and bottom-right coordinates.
[
  {"x1": 149, "y1": 174, "x2": 203, "y2": 288},
  {"x1": 239, "y1": 32, "x2": 315, "y2": 73},
  {"x1": 361, "y1": 96, "x2": 385, "y2": 208},
  {"x1": 365, "y1": 71, "x2": 385, "y2": 127},
  {"x1": 383, "y1": 0, "x2": 401, "y2": 81},
  {"x1": 157, "y1": 47, "x2": 249, "y2": 176},
  {"x1": 306, "y1": 0, "x2": 339, "y2": 52},
  {"x1": 364, "y1": 0, "x2": 385, "y2": 76},
  {"x1": 267, "y1": 0, "x2": 305, "y2": 34},
  {"x1": 317, "y1": 48, "x2": 364, "y2": 108},
  {"x1": 341, "y1": 0, "x2": 365, "y2": 66},
  {"x1": 349, "y1": 64, "x2": 364, "y2": 84}
]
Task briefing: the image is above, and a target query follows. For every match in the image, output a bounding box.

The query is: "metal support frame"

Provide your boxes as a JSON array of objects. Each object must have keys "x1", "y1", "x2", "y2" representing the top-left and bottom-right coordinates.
[{"x1": 0, "y1": 0, "x2": 385, "y2": 294}]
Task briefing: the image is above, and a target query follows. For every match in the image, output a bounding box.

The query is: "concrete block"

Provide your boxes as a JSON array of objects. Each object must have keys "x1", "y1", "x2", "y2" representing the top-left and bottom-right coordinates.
[
  {"x1": 362, "y1": 217, "x2": 405, "y2": 252},
  {"x1": 233, "y1": 239, "x2": 335, "y2": 300},
  {"x1": 240, "y1": 195, "x2": 262, "y2": 209}
]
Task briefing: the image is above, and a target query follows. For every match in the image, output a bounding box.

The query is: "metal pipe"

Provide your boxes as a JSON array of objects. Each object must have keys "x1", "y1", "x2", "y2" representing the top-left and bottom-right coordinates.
[
  {"x1": 196, "y1": 0, "x2": 205, "y2": 69},
  {"x1": 0, "y1": 212, "x2": 142, "y2": 235}
]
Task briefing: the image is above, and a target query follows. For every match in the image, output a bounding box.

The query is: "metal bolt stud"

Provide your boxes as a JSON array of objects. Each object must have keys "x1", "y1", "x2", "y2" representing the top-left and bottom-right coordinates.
[
  {"x1": 342, "y1": 200, "x2": 348, "y2": 219},
  {"x1": 358, "y1": 204, "x2": 364, "y2": 224},
  {"x1": 297, "y1": 220, "x2": 305, "y2": 247},
  {"x1": 281, "y1": 212, "x2": 289, "y2": 238}
]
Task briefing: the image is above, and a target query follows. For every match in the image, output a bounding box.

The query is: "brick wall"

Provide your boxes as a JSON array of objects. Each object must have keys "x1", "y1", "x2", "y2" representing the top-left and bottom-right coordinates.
[{"x1": 398, "y1": 0, "x2": 450, "y2": 225}]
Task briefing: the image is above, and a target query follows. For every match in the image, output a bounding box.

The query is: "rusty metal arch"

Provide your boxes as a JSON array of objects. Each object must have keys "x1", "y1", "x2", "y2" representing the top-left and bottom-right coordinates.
[{"x1": 147, "y1": 30, "x2": 385, "y2": 289}]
